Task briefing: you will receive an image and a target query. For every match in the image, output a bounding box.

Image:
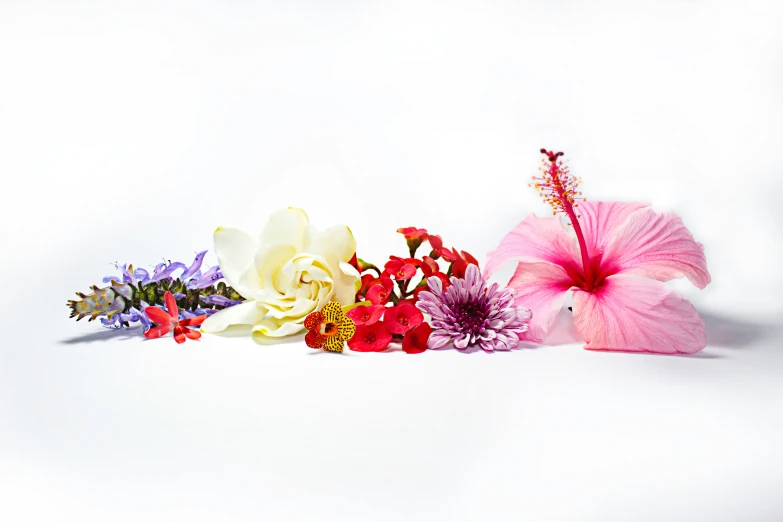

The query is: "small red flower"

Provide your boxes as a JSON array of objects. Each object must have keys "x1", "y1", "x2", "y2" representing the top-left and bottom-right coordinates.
[
  {"x1": 348, "y1": 322, "x2": 393, "y2": 352},
  {"x1": 366, "y1": 276, "x2": 394, "y2": 305},
  {"x1": 397, "y1": 227, "x2": 429, "y2": 256},
  {"x1": 450, "y1": 250, "x2": 480, "y2": 279},
  {"x1": 420, "y1": 256, "x2": 439, "y2": 277},
  {"x1": 384, "y1": 258, "x2": 418, "y2": 281},
  {"x1": 346, "y1": 304, "x2": 386, "y2": 326},
  {"x1": 358, "y1": 273, "x2": 376, "y2": 296},
  {"x1": 144, "y1": 291, "x2": 206, "y2": 344},
  {"x1": 383, "y1": 303, "x2": 424, "y2": 335},
  {"x1": 402, "y1": 322, "x2": 433, "y2": 354},
  {"x1": 439, "y1": 247, "x2": 459, "y2": 262},
  {"x1": 428, "y1": 234, "x2": 445, "y2": 258},
  {"x1": 461, "y1": 250, "x2": 479, "y2": 265},
  {"x1": 397, "y1": 227, "x2": 428, "y2": 241}
]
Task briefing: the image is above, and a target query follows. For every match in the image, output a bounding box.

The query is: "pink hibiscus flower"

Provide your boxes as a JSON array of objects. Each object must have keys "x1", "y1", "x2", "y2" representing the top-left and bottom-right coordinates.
[{"x1": 485, "y1": 149, "x2": 711, "y2": 354}]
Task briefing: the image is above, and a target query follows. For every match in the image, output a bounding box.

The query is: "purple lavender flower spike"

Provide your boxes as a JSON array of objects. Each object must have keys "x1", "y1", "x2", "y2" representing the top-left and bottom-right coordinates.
[
  {"x1": 192, "y1": 266, "x2": 222, "y2": 289},
  {"x1": 121, "y1": 264, "x2": 135, "y2": 284},
  {"x1": 416, "y1": 264, "x2": 532, "y2": 352},
  {"x1": 133, "y1": 267, "x2": 150, "y2": 284},
  {"x1": 181, "y1": 250, "x2": 208, "y2": 280},
  {"x1": 150, "y1": 262, "x2": 187, "y2": 282},
  {"x1": 136, "y1": 304, "x2": 151, "y2": 330},
  {"x1": 80, "y1": 250, "x2": 240, "y2": 335},
  {"x1": 200, "y1": 294, "x2": 243, "y2": 307}
]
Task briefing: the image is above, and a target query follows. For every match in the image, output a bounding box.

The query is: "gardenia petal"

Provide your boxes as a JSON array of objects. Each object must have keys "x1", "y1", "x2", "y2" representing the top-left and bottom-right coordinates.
[
  {"x1": 259, "y1": 207, "x2": 309, "y2": 250},
  {"x1": 252, "y1": 316, "x2": 312, "y2": 338},
  {"x1": 334, "y1": 261, "x2": 361, "y2": 304},
  {"x1": 213, "y1": 226, "x2": 259, "y2": 298},
  {"x1": 304, "y1": 224, "x2": 357, "y2": 268},
  {"x1": 207, "y1": 208, "x2": 359, "y2": 339},
  {"x1": 201, "y1": 300, "x2": 268, "y2": 333}
]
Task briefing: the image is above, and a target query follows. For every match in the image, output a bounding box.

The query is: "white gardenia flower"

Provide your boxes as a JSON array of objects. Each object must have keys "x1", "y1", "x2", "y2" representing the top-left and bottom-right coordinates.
[{"x1": 201, "y1": 208, "x2": 360, "y2": 338}]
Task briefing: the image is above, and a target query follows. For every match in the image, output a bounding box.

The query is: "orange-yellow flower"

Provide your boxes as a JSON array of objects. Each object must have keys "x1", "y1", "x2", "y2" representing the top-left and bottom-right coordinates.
[{"x1": 303, "y1": 302, "x2": 356, "y2": 353}]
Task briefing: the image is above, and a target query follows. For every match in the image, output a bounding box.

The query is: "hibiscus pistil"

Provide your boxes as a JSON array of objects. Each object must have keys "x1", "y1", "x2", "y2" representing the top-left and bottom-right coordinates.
[{"x1": 532, "y1": 149, "x2": 594, "y2": 290}]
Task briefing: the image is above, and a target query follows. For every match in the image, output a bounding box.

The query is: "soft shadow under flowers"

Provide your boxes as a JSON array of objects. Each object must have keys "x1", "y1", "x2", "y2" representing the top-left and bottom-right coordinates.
[
  {"x1": 701, "y1": 312, "x2": 778, "y2": 349},
  {"x1": 59, "y1": 327, "x2": 146, "y2": 345}
]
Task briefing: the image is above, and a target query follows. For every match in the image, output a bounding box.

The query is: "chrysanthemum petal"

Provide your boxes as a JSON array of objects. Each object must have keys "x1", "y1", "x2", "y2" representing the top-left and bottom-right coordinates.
[
  {"x1": 572, "y1": 274, "x2": 706, "y2": 354},
  {"x1": 427, "y1": 333, "x2": 453, "y2": 350}
]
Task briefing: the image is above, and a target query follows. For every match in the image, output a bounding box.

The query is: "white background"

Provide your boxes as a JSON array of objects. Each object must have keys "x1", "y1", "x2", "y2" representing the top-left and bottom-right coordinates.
[{"x1": 2, "y1": 1, "x2": 782, "y2": 520}]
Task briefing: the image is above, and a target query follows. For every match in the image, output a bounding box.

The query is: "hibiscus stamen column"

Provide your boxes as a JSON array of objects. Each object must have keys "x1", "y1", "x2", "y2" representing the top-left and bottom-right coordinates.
[{"x1": 531, "y1": 149, "x2": 594, "y2": 290}]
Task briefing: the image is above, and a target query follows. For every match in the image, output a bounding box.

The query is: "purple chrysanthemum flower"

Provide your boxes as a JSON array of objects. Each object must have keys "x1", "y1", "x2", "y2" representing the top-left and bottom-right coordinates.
[{"x1": 416, "y1": 264, "x2": 532, "y2": 352}]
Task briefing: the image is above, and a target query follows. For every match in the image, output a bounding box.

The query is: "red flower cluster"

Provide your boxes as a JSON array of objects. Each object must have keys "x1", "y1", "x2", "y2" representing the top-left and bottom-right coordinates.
[
  {"x1": 346, "y1": 303, "x2": 430, "y2": 353},
  {"x1": 348, "y1": 227, "x2": 479, "y2": 354}
]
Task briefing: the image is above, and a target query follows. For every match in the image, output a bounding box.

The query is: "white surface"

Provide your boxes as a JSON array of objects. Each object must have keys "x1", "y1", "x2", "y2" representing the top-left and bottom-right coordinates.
[{"x1": 2, "y1": 1, "x2": 782, "y2": 521}]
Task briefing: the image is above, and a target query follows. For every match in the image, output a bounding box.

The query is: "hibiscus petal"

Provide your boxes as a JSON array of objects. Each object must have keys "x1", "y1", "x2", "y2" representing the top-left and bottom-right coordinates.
[
  {"x1": 485, "y1": 214, "x2": 581, "y2": 277},
  {"x1": 213, "y1": 226, "x2": 259, "y2": 297},
  {"x1": 506, "y1": 261, "x2": 574, "y2": 342},
  {"x1": 200, "y1": 300, "x2": 267, "y2": 333},
  {"x1": 572, "y1": 274, "x2": 706, "y2": 354},
  {"x1": 260, "y1": 207, "x2": 309, "y2": 251},
  {"x1": 576, "y1": 201, "x2": 649, "y2": 256},
  {"x1": 601, "y1": 208, "x2": 711, "y2": 289}
]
